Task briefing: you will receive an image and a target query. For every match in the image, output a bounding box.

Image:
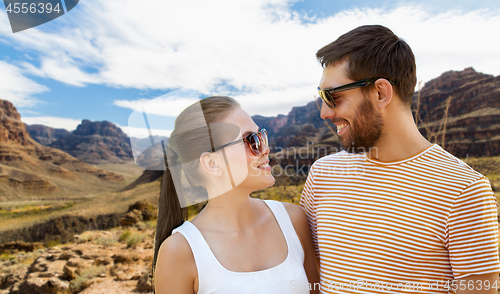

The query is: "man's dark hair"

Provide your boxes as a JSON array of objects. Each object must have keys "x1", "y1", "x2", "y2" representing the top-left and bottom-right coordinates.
[{"x1": 316, "y1": 25, "x2": 417, "y2": 105}]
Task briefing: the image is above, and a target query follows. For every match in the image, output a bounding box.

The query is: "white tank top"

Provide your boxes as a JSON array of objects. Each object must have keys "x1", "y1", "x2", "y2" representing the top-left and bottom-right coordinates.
[{"x1": 172, "y1": 200, "x2": 310, "y2": 294}]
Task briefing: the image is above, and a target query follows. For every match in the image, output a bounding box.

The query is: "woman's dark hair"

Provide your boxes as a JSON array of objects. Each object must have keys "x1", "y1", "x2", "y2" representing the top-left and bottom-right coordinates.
[
  {"x1": 153, "y1": 96, "x2": 240, "y2": 277},
  {"x1": 316, "y1": 25, "x2": 417, "y2": 106}
]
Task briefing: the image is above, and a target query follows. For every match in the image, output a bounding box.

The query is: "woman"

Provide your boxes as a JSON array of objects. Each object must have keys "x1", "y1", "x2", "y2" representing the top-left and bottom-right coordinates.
[{"x1": 154, "y1": 96, "x2": 319, "y2": 294}]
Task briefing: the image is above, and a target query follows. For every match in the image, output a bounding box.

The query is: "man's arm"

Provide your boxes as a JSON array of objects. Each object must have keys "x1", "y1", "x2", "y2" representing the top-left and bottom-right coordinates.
[
  {"x1": 456, "y1": 273, "x2": 499, "y2": 294},
  {"x1": 447, "y1": 177, "x2": 500, "y2": 293}
]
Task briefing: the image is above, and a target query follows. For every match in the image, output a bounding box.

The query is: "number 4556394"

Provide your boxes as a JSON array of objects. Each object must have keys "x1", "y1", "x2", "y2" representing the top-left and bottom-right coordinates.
[
  {"x1": 444, "y1": 279, "x2": 499, "y2": 291},
  {"x1": 5, "y1": 2, "x2": 61, "y2": 14}
]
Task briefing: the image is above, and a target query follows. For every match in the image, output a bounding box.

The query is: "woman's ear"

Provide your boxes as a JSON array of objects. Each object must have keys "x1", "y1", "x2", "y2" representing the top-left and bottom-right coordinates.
[
  {"x1": 199, "y1": 152, "x2": 223, "y2": 176},
  {"x1": 374, "y1": 78, "x2": 394, "y2": 110}
]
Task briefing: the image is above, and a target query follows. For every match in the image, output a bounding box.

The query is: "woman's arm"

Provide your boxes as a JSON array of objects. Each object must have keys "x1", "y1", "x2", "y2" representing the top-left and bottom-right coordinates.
[
  {"x1": 284, "y1": 202, "x2": 321, "y2": 294},
  {"x1": 155, "y1": 233, "x2": 197, "y2": 294}
]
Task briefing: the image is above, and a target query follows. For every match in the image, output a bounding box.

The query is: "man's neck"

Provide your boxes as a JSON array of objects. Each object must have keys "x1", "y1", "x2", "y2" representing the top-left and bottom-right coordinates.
[{"x1": 367, "y1": 110, "x2": 433, "y2": 162}]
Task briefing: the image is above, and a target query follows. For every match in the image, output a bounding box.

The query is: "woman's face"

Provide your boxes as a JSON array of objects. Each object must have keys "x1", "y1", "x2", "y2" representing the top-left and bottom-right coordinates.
[{"x1": 215, "y1": 107, "x2": 275, "y2": 193}]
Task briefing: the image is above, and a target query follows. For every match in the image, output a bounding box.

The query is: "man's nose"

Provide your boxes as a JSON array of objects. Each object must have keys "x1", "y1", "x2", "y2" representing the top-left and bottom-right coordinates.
[{"x1": 320, "y1": 100, "x2": 336, "y2": 120}]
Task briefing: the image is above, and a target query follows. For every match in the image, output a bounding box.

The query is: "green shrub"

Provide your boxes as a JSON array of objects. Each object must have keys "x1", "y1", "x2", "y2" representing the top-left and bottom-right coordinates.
[
  {"x1": 95, "y1": 236, "x2": 116, "y2": 247},
  {"x1": 126, "y1": 233, "x2": 145, "y2": 249},
  {"x1": 144, "y1": 220, "x2": 157, "y2": 231},
  {"x1": 136, "y1": 220, "x2": 157, "y2": 231},
  {"x1": 119, "y1": 231, "x2": 131, "y2": 242},
  {"x1": 70, "y1": 266, "x2": 106, "y2": 292},
  {"x1": 0, "y1": 252, "x2": 14, "y2": 261},
  {"x1": 78, "y1": 231, "x2": 97, "y2": 242},
  {"x1": 46, "y1": 239, "x2": 60, "y2": 248}
]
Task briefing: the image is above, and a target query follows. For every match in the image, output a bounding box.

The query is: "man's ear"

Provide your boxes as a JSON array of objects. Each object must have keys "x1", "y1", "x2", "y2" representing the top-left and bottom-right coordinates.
[
  {"x1": 200, "y1": 152, "x2": 223, "y2": 176},
  {"x1": 374, "y1": 78, "x2": 394, "y2": 110}
]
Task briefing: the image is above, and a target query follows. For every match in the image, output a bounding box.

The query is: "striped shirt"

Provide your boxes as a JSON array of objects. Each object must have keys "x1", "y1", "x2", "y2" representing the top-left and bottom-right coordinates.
[{"x1": 300, "y1": 144, "x2": 500, "y2": 293}]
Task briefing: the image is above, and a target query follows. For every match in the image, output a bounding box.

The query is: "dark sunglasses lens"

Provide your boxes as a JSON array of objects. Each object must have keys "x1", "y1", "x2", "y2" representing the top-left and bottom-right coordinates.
[
  {"x1": 249, "y1": 133, "x2": 261, "y2": 155},
  {"x1": 320, "y1": 91, "x2": 334, "y2": 108},
  {"x1": 318, "y1": 91, "x2": 327, "y2": 106}
]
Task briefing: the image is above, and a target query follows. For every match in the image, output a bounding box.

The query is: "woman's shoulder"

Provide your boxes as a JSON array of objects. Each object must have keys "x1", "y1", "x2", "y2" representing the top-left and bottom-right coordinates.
[
  {"x1": 159, "y1": 230, "x2": 193, "y2": 260},
  {"x1": 280, "y1": 202, "x2": 309, "y2": 245},
  {"x1": 155, "y1": 229, "x2": 197, "y2": 293}
]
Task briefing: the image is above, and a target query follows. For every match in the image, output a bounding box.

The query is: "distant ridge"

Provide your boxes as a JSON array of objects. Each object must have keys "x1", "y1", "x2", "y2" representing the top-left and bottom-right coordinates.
[
  {"x1": 27, "y1": 122, "x2": 169, "y2": 166},
  {"x1": 0, "y1": 99, "x2": 124, "y2": 201},
  {"x1": 25, "y1": 124, "x2": 71, "y2": 145},
  {"x1": 49, "y1": 120, "x2": 134, "y2": 164}
]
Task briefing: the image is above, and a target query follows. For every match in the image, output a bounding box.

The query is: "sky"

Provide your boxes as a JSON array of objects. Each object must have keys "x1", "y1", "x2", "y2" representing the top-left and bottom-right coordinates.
[{"x1": 0, "y1": 0, "x2": 499, "y2": 138}]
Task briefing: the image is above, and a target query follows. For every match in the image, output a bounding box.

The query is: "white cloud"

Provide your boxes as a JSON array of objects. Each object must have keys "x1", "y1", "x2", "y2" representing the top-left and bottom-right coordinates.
[
  {"x1": 0, "y1": 61, "x2": 48, "y2": 107},
  {"x1": 0, "y1": 7, "x2": 11, "y2": 32},
  {"x1": 1, "y1": 1, "x2": 500, "y2": 116},
  {"x1": 21, "y1": 116, "x2": 81, "y2": 131},
  {"x1": 20, "y1": 109, "x2": 41, "y2": 115},
  {"x1": 21, "y1": 59, "x2": 99, "y2": 86},
  {"x1": 115, "y1": 90, "x2": 199, "y2": 138},
  {"x1": 118, "y1": 125, "x2": 172, "y2": 139},
  {"x1": 235, "y1": 87, "x2": 318, "y2": 117},
  {"x1": 114, "y1": 96, "x2": 200, "y2": 117}
]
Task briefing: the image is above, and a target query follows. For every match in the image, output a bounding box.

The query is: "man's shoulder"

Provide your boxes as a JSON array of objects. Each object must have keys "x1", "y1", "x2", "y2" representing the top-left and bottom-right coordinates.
[{"x1": 424, "y1": 144, "x2": 483, "y2": 179}]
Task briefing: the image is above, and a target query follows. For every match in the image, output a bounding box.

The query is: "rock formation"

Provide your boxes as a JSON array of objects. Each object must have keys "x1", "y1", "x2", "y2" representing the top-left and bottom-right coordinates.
[
  {"x1": 49, "y1": 120, "x2": 134, "y2": 164},
  {"x1": 0, "y1": 100, "x2": 35, "y2": 146},
  {"x1": 25, "y1": 124, "x2": 71, "y2": 146},
  {"x1": 0, "y1": 99, "x2": 124, "y2": 201},
  {"x1": 120, "y1": 201, "x2": 157, "y2": 227},
  {"x1": 413, "y1": 67, "x2": 500, "y2": 158},
  {"x1": 252, "y1": 100, "x2": 338, "y2": 149}
]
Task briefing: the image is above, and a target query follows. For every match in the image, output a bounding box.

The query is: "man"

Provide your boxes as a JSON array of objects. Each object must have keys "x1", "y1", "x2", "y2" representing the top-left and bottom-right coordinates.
[{"x1": 300, "y1": 25, "x2": 500, "y2": 293}]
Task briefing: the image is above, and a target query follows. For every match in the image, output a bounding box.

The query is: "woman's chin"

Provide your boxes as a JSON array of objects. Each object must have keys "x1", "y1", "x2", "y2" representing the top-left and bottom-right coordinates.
[
  {"x1": 243, "y1": 174, "x2": 275, "y2": 192},
  {"x1": 258, "y1": 174, "x2": 275, "y2": 189}
]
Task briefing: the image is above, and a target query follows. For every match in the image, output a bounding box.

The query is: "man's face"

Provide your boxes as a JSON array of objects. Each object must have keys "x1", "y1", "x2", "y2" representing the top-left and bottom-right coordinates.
[{"x1": 319, "y1": 61, "x2": 383, "y2": 153}]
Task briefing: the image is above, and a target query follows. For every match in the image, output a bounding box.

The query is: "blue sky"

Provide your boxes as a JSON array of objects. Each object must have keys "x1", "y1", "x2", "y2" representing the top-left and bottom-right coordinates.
[
  {"x1": 291, "y1": 0, "x2": 500, "y2": 18},
  {"x1": 0, "y1": 0, "x2": 499, "y2": 138}
]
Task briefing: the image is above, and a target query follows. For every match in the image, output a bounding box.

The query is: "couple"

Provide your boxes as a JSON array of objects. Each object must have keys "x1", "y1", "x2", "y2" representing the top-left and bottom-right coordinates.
[{"x1": 154, "y1": 25, "x2": 500, "y2": 294}]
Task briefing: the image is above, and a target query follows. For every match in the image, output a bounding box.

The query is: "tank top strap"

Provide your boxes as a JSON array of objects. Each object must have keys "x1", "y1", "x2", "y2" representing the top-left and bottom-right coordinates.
[
  {"x1": 263, "y1": 200, "x2": 305, "y2": 263},
  {"x1": 171, "y1": 221, "x2": 217, "y2": 287}
]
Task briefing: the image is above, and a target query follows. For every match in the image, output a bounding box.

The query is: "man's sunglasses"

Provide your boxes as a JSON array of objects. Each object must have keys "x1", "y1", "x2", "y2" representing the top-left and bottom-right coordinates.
[
  {"x1": 318, "y1": 77, "x2": 398, "y2": 109},
  {"x1": 208, "y1": 129, "x2": 268, "y2": 156}
]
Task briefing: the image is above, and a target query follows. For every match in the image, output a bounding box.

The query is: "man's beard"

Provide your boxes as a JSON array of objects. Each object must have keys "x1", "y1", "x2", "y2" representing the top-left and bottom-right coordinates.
[{"x1": 340, "y1": 96, "x2": 383, "y2": 154}]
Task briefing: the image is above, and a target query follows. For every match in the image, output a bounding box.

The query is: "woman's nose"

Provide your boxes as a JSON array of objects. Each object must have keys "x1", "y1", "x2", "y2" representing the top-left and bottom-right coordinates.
[{"x1": 261, "y1": 140, "x2": 270, "y2": 156}]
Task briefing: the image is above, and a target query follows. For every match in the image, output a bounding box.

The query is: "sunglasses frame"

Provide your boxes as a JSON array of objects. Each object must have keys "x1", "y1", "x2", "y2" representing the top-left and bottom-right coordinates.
[
  {"x1": 318, "y1": 77, "x2": 398, "y2": 109},
  {"x1": 208, "y1": 128, "x2": 268, "y2": 156}
]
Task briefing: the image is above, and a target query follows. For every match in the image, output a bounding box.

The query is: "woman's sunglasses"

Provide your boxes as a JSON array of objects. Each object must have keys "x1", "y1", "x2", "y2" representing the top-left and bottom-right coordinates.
[
  {"x1": 318, "y1": 77, "x2": 398, "y2": 109},
  {"x1": 208, "y1": 129, "x2": 268, "y2": 156}
]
